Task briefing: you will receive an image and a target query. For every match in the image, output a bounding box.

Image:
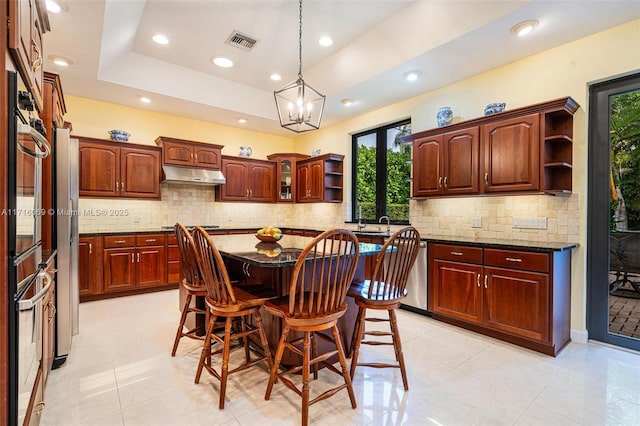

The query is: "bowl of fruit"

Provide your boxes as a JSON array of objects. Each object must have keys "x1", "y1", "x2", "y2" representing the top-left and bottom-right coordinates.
[{"x1": 256, "y1": 226, "x2": 283, "y2": 243}]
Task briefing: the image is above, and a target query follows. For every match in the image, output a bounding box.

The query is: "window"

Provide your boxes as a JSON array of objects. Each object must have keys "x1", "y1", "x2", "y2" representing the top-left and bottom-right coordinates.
[{"x1": 352, "y1": 119, "x2": 411, "y2": 224}]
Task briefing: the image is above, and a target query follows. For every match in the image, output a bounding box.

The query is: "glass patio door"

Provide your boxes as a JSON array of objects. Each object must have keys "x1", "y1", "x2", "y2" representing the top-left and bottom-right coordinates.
[{"x1": 588, "y1": 71, "x2": 640, "y2": 351}]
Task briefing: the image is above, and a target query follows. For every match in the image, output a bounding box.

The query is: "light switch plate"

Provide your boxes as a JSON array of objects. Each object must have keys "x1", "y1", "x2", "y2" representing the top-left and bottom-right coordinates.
[{"x1": 471, "y1": 217, "x2": 482, "y2": 228}]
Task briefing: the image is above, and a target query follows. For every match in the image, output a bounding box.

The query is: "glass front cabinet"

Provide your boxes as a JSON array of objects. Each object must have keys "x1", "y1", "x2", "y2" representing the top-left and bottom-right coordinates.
[{"x1": 267, "y1": 153, "x2": 310, "y2": 203}]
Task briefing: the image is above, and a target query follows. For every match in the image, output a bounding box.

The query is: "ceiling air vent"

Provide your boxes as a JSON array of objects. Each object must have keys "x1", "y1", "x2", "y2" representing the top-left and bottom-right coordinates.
[{"x1": 225, "y1": 31, "x2": 259, "y2": 51}]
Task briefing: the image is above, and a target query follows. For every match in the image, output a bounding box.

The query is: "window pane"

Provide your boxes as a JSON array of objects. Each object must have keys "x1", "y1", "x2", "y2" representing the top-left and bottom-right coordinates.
[
  {"x1": 386, "y1": 124, "x2": 411, "y2": 222},
  {"x1": 356, "y1": 133, "x2": 376, "y2": 221}
]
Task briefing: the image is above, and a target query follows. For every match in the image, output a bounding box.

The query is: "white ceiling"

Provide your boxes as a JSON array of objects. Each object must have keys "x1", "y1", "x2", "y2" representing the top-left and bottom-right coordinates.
[{"x1": 43, "y1": 0, "x2": 640, "y2": 136}]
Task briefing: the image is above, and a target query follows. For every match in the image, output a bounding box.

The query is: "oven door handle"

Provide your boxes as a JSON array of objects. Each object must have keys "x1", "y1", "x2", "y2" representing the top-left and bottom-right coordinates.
[
  {"x1": 18, "y1": 271, "x2": 53, "y2": 311},
  {"x1": 17, "y1": 121, "x2": 51, "y2": 159}
]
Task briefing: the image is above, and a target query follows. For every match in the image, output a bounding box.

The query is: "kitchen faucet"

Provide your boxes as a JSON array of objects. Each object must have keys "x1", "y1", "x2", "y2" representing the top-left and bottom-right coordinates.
[
  {"x1": 357, "y1": 206, "x2": 367, "y2": 231},
  {"x1": 378, "y1": 215, "x2": 391, "y2": 233}
]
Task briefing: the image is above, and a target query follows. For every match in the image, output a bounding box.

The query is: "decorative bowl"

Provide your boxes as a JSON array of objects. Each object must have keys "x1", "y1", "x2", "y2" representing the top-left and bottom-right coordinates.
[
  {"x1": 256, "y1": 234, "x2": 283, "y2": 243},
  {"x1": 484, "y1": 103, "x2": 506, "y2": 116},
  {"x1": 108, "y1": 129, "x2": 130, "y2": 141}
]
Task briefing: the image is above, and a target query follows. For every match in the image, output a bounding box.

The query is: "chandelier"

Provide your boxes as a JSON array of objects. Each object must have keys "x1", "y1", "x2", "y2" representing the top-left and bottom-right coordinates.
[{"x1": 274, "y1": 0, "x2": 325, "y2": 133}]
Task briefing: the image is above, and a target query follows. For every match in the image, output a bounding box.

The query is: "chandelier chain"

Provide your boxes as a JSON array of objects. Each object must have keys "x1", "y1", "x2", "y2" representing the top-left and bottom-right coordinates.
[{"x1": 298, "y1": 0, "x2": 303, "y2": 78}]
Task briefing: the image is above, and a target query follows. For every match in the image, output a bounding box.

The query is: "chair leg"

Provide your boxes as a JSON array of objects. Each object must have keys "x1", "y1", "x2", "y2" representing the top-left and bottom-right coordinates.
[
  {"x1": 349, "y1": 305, "x2": 362, "y2": 358},
  {"x1": 265, "y1": 324, "x2": 289, "y2": 400},
  {"x1": 219, "y1": 316, "x2": 233, "y2": 409},
  {"x1": 389, "y1": 309, "x2": 408, "y2": 391},
  {"x1": 171, "y1": 293, "x2": 192, "y2": 356},
  {"x1": 311, "y1": 331, "x2": 318, "y2": 380},
  {"x1": 195, "y1": 312, "x2": 216, "y2": 384},
  {"x1": 302, "y1": 331, "x2": 311, "y2": 426},
  {"x1": 254, "y1": 311, "x2": 273, "y2": 370},
  {"x1": 332, "y1": 325, "x2": 357, "y2": 409},
  {"x1": 242, "y1": 315, "x2": 250, "y2": 363},
  {"x1": 349, "y1": 307, "x2": 367, "y2": 379}
]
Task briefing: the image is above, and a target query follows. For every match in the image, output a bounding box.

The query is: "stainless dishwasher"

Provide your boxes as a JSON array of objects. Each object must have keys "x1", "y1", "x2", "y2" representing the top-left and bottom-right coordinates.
[{"x1": 400, "y1": 241, "x2": 429, "y2": 314}]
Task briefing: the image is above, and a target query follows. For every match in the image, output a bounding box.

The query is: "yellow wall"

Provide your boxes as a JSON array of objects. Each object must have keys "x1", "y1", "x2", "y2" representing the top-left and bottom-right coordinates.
[
  {"x1": 64, "y1": 96, "x2": 295, "y2": 158},
  {"x1": 295, "y1": 19, "x2": 640, "y2": 338}
]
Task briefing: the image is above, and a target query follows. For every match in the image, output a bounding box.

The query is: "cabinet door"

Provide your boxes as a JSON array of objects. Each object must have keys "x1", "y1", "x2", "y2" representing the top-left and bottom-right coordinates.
[
  {"x1": 163, "y1": 141, "x2": 194, "y2": 166},
  {"x1": 167, "y1": 242, "x2": 182, "y2": 284},
  {"x1": 137, "y1": 246, "x2": 167, "y2": 288},
  {"x1": 79, "y1": 142, "x2": 120, "y2": 197},
  {"x1": 484, "y1": 266, "x2": 549, "y2": 342},
  {"x1": 443, "y1": 127, "x2": 479, "y2": 195},
  {"x1": 220, "y1": 159, "x2": 250, "y2": 201},
  {"x1": 296, "y1": 163, "x2": 310, "y2": 202},
  {"x1": 103, "y1": 248, "x2": 136, "y2": 292},
  {"x1": 432, "y1": 259, "x2": 483, "y2": 323},
  {"x1": 249, "y1": 162, "x2": 276, "y2": 202},
  {"x1": 482, "y1": 113, "x2": 540, "y2": 193},
  {"x1": 193, "y1": 145, "x2": 221, "y2": 169},
  {"x1": 78, "y1": 236, "x2": 102, "y2": 297},
  {"x1": 120, "y1": 147, "x2": 161, "y2": 199},
  {"x1": 308, "y1": 161, "x2": 324, "y2": 201},
  {"x1": 413, "y1": 135, "x2": 443, "y2": 197}
]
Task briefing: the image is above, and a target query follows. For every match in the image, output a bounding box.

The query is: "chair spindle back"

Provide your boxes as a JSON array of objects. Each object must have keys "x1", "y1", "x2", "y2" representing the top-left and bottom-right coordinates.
[{"x1": 192, "y1": 226, "x2": 237, "y2": 305}]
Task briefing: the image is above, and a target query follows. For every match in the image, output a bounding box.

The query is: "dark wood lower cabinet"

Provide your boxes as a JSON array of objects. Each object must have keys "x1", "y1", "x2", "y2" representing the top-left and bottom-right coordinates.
[
  {"x1": 429, "y1": 241, "x2": 572, "y2": 356},
  {"x1": 79, "y1": 236, "x2": 103, "y2": 298}
]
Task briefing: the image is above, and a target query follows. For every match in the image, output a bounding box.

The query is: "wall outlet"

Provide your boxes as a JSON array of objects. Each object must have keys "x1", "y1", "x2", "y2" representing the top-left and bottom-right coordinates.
[
  {"x1": 471, "y1": 217, "x2": 482, "y2": 228},
  {"x1": 513, "y1": 217, "x2": 547, "y2": 229}
]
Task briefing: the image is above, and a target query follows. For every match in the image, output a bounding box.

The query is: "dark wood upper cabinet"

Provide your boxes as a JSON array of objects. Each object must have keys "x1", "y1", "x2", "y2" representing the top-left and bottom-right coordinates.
[
  {"x1": 267, "y1": 153, "x2": 310, "y2": 202},
  {"x1": 8, "y1": 0, "x2": 50, "y2": 113},
  {"x1": 77, "y1": 137, "x2": 161, "y2": 199},
  {"x1": 481, "y1": 113, "x2": 540, "y2": 193},
  {"x1": 155, "y1": 136, "x2": 223, "y2": 170},
  {"x1": 404, "y1": 97, "x2": 579, "y2": 198},
  {"x1": 216, "y1": 156, "x2": 275, "y2": 202},
  {"x1": 296, "y1": 154, "x2": 344, "y2": 203}
]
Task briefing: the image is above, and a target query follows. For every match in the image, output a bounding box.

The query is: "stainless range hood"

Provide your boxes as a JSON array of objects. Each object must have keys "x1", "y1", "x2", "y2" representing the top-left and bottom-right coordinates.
[{"x1": 161, "y1": 165, "x2": 226, "y2": 186}]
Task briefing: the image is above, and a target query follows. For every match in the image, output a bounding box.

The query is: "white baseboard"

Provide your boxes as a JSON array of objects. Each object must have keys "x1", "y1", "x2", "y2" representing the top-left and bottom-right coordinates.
[{"x1": 570, "y1": 329, "x2": 589, "y2": 344}]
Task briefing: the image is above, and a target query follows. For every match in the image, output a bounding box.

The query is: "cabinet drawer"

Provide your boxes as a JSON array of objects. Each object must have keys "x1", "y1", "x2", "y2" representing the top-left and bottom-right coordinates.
[
  {"x1": 137, "y1": 234, "x2": 166, "y2": 247},
  {"x1": 432, "y1": 244, "x2": 483, "y2": 264},
  {"x1": 484, "y1": 248, "x2": 549, "y2": 273},
  {"x1": 167, "y1": 234, "x2": 177, "y2": 246},
  {"x1": 167, "y1": 245, "x2": 180, "y2": 261},
  {"x1": 103, "y1": 235, "x2": 135, "y2": 248}
]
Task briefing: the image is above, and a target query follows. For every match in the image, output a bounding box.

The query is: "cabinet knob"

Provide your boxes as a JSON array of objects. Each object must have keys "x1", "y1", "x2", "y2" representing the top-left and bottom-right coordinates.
[
  {"x1": 137, "y1": 253, "x2": 140, "y2": 262},
  {"x1": 121, "y1": 182, "x2": 124, "y2": 192},
  {"x1": 48, "y1": 301, "x2": 56, "y2": 322},
  {"x1": 505, "y1": 257, "x2": 522, "y2": 263},
  {"x1": 131, "y1": 253, "x2": 135, "y2": 263},
  {"x1": 89, "y1": 243, "x2": 92, "y2": 254},
  {"x1": 31, "y1": 41, "x2": 43, "y2": 72},
  {"x1": 35, "y1": 401, "x2": 45, "y2": 416},
  {"x1": 484, "y1": 275, "x2": 488, "y2": 289},
  {"x1": 484, "y1": 172, "x2": 489, "y2": 185},
  {"x1": 438, "y1": 177, "x2": 442, "y2": 188},
  {"x1": 116, "y1": 182, "x2": 119, "y2": 191},
  {"x1": 146, "y1": 239, "x2": 156, "y2": 242},
  {"x1": 450, "y1": 251, "x2": 463, "y2": 256},
  {"x1": 444, "y1": 176, "x2": 448, "y2": 188},
  {"x1": 477, "y1": 274, "x2": 480, "y2": 287}
]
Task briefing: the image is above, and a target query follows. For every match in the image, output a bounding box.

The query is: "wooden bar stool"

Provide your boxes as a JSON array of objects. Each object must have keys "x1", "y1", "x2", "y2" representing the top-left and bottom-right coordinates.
[
  {"x1": 348, "y1": 227, "x2": 421, "y2": 391},
  {"x1": 264, "y1": 229, "x2": 360, "y2": 426},
  {"x1": 191, "y1": 226, "x2": 277, "y2": 409},
  {"x1": 171, "y1": 223, "x2": 208, "y2": 356}
]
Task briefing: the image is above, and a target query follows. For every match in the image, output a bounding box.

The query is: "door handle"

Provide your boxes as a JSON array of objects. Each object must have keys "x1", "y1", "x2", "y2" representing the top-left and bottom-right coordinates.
[
  {"x1": 477, "y1": 274, "x2": 480, "y2": 287},
  {"x1": 444, "y1": 176, "x2": 448, "y2": 188},
  {"x1": 89, "y1": 243, "x2": 92, "y2": 254},
  {"x1": 484, "y1": 172, "x2": 489, "y2": 185},
  {"x1": 450, "y1": 251, "x2": 463, "y2": 256},
  {"x1": 18, "y1": 271, "x2": 53, "y2": 311},
  {"x1": 131, "y1": 253, "x2": 135, "y2": 263},
  {"x1": 438, "y1": 177, "x2": 442, "y2": 188},
  {"x1": 137, "y1": 253, "x2": 140, "y2": 263},
  {"x1": 484, "y1": 275, "x2": 488, "y2": 289},
  {"x1": 116, "y1": 182, "x2": 119, "y2": 191}
]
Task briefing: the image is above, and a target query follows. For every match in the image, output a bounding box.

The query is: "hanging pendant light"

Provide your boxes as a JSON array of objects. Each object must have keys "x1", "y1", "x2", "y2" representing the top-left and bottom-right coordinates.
[{"x1": 274, "y1": 0, "x2": 325, "y2": 133}]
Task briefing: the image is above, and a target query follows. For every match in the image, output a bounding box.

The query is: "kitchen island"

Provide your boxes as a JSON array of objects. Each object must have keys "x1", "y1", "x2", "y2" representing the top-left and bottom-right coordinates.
[{"x1": 206, "y1": 232, "x2": 381, "y2": 365}]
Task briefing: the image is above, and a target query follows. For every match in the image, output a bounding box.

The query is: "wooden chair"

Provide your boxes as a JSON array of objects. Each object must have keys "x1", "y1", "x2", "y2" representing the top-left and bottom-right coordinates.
[
  {"x1": 192, "y1": 226, "x2": 277, "y2": 409},
  {"x1": 264, "y1": 229, "x2": 360, "y2": 426},
  {"x1": 348, "y1": 226, "x2": 421, "y2": 391},
  {"x1": 171, "y1": 223, "x2": 208, "y2": 356}
]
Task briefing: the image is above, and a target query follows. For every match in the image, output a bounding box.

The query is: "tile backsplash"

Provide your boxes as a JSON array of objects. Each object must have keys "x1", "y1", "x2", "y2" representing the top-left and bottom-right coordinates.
[{"x1": 79, "y1": 184, "x2": 579, "y2": 244}]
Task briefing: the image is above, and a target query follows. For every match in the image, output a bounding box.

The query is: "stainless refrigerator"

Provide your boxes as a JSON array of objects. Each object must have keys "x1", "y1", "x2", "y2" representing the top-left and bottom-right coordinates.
[{"x1": 55, "y1": 128, "x2": 79, "y2": 367}]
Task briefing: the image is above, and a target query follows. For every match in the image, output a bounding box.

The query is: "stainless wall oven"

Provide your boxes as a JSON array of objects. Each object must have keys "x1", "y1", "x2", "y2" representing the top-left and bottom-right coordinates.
[{"x1": 7, "y1": 70, "x2": 52, "y2": 424}]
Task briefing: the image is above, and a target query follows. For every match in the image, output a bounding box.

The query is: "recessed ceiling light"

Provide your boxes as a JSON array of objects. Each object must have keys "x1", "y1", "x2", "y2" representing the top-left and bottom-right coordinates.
[
  {"x1": 270, "y1": 73, "x2": 282, "y2": 81},
  {"x1": 139, "y1": 96, "x2": 151, "y2": 104},
  {"x1": 46, "y1": 0, "x2": 62, "y2": 13},
  {"x1": 403, "y1": 70, "x2": 420, "y2": 82},
  {"x1": 152, "y1": 34, "x2": 169, "y2": 45},
  {"x1": 510, "y1": 20, "x2": 539, "y2": 37},
  {"x1": 319, "y1": 36, "x2": 333, "y2": 47},
  {"x1": 49, "y1": 55, "x2": 72, "y2": 67},
  {"x1": 212, "y1": 57, "x2": 234, "y2": 68},
  {"x1": 341, "y1": 99, "x2": 353, "y2": 107},
  {"x1": 238, "y1": 118, "x2": 247, "y2": 124}
]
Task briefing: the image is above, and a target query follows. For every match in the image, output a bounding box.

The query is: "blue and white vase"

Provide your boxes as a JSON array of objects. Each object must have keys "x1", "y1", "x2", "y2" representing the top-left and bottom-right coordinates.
[{"x1": 436, "y1": 107, "x2": 453, "y2": 127}]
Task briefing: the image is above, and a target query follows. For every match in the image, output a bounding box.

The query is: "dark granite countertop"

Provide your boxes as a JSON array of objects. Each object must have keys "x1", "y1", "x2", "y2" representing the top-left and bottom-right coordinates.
[
  {"x1": 80, "y1": 227, "x2": 576, "y2": 252},
  {"x1": 206, "y1": 233, "x2": 381, "y2": 268}
]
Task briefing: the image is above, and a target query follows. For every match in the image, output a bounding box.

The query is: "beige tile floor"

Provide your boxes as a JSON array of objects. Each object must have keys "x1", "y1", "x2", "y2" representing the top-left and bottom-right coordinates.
[{"x1": 42, "y1": 290, "x2": 640, "y2": 426}]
